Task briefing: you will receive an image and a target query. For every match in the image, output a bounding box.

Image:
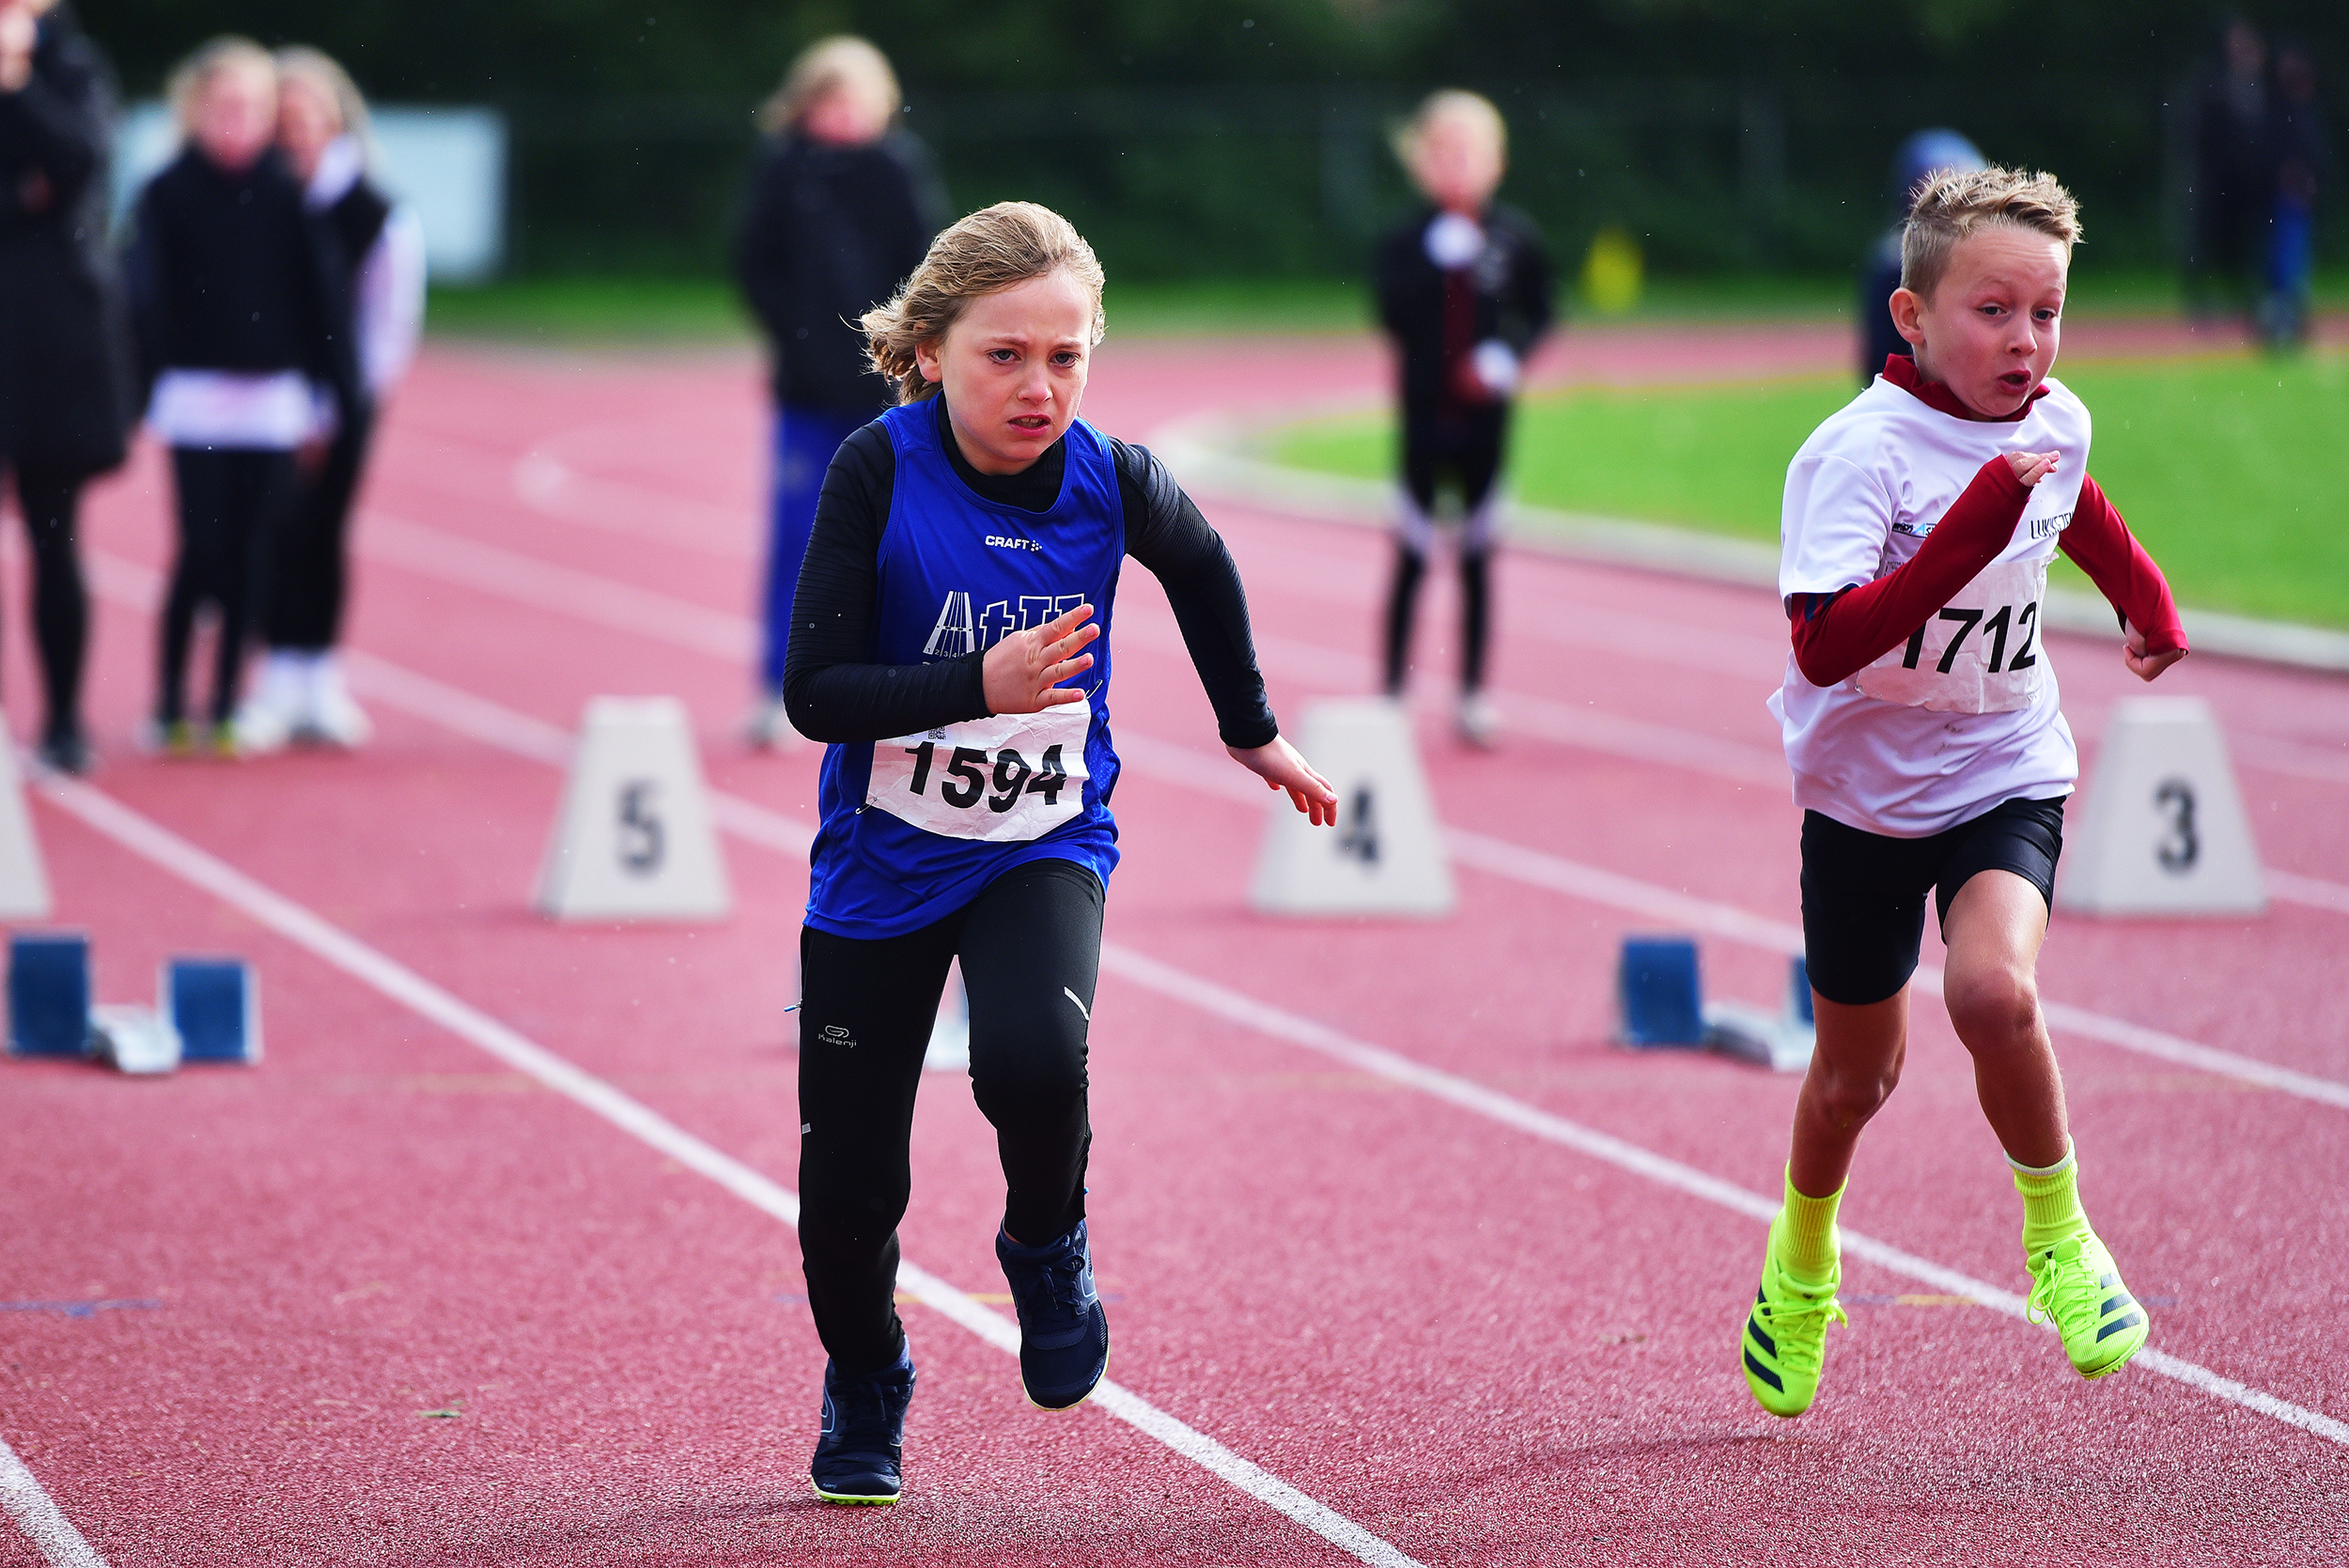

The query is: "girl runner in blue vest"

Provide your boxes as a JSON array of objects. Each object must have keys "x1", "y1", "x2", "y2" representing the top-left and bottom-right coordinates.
[{"x1": 781, "y1": 201, "x2": 1337, "y2": 1505}]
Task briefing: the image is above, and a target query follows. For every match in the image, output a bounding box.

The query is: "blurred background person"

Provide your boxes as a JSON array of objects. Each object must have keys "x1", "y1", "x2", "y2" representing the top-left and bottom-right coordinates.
[
  {"x1": 2262, "y1": 41, "x2": 2327, "y2": 349},
  {"x1": 2187, "y1": 16, "x2": 2272, "y2": 323},
  {"x1": 126, "y1": 38, "x2": 359, "y2": 755},
  {"x1": 233, "y1": 45, "x2": 424, "y2": 753},
  {"x1": 733, "y1": 35, "x2": 941, "y2": 751},
  {"x1": 1857, "y1": 130, "x2": 1983, "y2": 383},
  {"x1": 1374, "y1": 89, "x2": 1552, "y2": 748},
  {"x1": 0, "y1": 0, "x2": 130, "y2": 774}
]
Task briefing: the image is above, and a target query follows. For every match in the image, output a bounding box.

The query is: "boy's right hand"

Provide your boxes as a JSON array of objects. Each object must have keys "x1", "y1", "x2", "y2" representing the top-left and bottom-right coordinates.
[{"x1": 2005, "y1": 450, "x2": 2061, "y2": 488}]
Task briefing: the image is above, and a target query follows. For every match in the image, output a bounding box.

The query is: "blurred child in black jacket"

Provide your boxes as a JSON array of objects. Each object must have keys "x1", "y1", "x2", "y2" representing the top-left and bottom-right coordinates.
[
  {"x1": 1373, "y1": 90, "x2": 1552, "y2": 747},
  {"x1": 126, "y1": 36, "x2": 358, "y2": 754}
]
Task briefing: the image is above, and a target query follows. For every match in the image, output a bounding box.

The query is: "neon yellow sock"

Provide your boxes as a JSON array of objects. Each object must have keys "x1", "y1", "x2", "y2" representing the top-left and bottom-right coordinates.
[
  {"x1": 2009, "y1": 1141, "x2": 2085, "y2": 1256},
  {"x1": 1778, "y1": 1166, "x2": 1844, "y2": 1284}
]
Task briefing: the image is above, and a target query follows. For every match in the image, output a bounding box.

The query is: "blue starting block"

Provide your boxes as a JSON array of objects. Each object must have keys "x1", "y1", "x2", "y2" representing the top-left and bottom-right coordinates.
[
  {"x1": 1618, "y1": 935, "x2": 1704, "y2": 1047},
  {"x1": 8, "y1": 931, "x2": 92, "y2": 1058},
  {"x1": 163, "y1": 958, "x2": 261, "y2": 1064},
  {"x1": 1788, "y1": 955, "x2": 1814, "y2": 1026}
]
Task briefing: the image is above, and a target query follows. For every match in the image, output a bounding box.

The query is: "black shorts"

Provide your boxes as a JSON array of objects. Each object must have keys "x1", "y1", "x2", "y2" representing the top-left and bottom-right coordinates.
[{"x1": 1799, "y1": 796, "x2": 2067, "y2": 1007}]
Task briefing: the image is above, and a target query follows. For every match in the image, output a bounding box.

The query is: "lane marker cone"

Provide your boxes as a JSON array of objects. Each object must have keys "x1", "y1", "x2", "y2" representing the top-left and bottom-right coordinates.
[
  {"x1": 2061, "y1": 696, "x2": 2266, "y2": 917},
  {"x1": 1251, "y1": 697, "x2": 1454, "y2": 917},
  {"x1": 0, "y1": 738, "x2": 54, "y2": 919},
  {"x1": 536, "y1": 697, "x2": 731, "y2": 922}
]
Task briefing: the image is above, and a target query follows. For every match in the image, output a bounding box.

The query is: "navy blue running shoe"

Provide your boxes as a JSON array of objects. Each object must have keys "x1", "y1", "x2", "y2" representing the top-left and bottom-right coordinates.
[
  {"x1": 996, "y1": 1219, "x2": 1110, "y2": 1410},
  {"x1": 809, "y1": 1345, "x2": 915, "y2": 1504}
]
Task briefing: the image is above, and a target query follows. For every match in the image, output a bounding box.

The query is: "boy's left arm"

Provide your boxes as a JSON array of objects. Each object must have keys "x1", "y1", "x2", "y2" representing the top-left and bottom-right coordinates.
[{"x1": 2060, "y1": 475, "x2": 2188, "y2": 681}]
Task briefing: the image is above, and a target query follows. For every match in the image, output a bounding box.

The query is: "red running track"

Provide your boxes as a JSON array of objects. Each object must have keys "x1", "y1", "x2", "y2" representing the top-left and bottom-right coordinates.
[{"x1": 2, "y1": 325, "x2": 2346, "y2": 1565}]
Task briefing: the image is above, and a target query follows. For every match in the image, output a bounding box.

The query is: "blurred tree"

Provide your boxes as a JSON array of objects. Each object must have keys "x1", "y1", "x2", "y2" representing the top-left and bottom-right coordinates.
[{"x1": 85, "y1": 0, "x2": 2347, "y2": 279}]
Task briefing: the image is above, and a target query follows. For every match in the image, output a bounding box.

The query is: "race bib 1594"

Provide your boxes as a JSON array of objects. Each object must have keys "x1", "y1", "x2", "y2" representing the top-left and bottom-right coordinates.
[
  {"x1": 1852, "y1": 557, "x2": 2050, "y2": 715},
  {"x1": 864, "y1": 697, "x2": 1091, "y2": 843}
]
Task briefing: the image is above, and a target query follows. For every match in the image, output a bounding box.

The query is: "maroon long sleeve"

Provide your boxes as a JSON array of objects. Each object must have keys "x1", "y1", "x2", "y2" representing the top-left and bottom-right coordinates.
[
  {"x1": 1789, "y1": 455, "x2": 2033, "y2": 687},
  {"x1": 2059, "y1": 475, "x2": 2187, "y2": 657}
]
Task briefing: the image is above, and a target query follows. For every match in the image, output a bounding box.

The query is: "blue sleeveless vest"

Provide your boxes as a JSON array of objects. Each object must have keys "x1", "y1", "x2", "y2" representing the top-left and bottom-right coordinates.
[{"x1": 804, "y1": 399, "x2": 1126, "y2": 939}]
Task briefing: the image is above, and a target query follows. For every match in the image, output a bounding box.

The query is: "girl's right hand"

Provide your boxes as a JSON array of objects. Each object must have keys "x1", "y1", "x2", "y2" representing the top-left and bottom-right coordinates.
[
  {"x1": 982, "y1": 602, "x2": 1098, "y2": 716},
  {"x1": 2005, "y1": 450, "x2": 2061, "y2": 488}
]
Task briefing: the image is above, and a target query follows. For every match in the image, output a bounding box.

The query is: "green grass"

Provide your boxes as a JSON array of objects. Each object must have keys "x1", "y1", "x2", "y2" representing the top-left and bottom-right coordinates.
[
  {"x1": 423, "y1": 267, "x2": 2349, "y2": 340},
  {"x1": 422, "y1": 274, "x2": 1378, "y2": 342},
  {"x1": 1266, "y1": 350, "x2": 2349, "y2": 629}
]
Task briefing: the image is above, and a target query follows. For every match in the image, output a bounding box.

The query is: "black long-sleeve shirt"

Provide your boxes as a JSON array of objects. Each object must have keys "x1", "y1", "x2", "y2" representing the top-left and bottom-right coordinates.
[
  {"x1": 782, "y1": 396, "x2": 1278, "y2": 751},
  {"x1": 1374, "y1": 201, "x2": 1555, "y2": 421},
  {"x1": 732, "y1": 132, "x2": 943, "y2": 413}
]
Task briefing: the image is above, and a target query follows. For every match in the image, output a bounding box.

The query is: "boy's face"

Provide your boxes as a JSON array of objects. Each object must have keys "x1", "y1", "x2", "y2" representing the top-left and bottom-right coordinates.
[
  {"x1": 1891, "y1": 225, "x2": 2067, "y2": 419},
  {"x1": 194, "y1": 61, "x2": 277, "y2": 173},
  {"x1": 1409, "y1": 112, "x2": 1503, "y2": 214},
  {"x1": 915, "y1": 268, "x2": 1094, "y2": 476}
]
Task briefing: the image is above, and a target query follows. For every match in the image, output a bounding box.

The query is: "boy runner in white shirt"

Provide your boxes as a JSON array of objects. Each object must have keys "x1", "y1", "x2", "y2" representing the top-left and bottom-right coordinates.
[{"x1": 1742, "y1": 166, "x2": 2189, "y2": 1418}]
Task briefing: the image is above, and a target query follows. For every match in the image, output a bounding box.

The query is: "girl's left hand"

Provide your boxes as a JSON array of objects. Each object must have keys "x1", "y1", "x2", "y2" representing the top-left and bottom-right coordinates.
[
  {"x1": 2123, "y1": 623, "x2": 2186, "y2": 682},
  {"x1": 1227, "y1": 736, "x2": 1339, "y2": 827}
]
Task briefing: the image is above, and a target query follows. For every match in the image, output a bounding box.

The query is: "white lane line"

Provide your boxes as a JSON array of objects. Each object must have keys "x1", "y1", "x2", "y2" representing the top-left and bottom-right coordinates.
[
  {"x1": 2266, "y1": 869, "x2": 2349, "y2": 916},
  {"x1": 0, "y1": 1437, "x2": 106, "y2": 1568},
  {"x1": 27, "y1": 773, "x2": 1423, "y2": 1568},
  {"x1": 1087, "y1": 945, "x2": 2349, "y2": 1452},
  {"x1": 1112, "y1": 731, "x2": 2349, "y2": 1114},
  {"x1": 75, "y1": 548, "x2": 2349, "y2": 1110},
  {"x1": 130, "y1": 641, "x2": 2349, "y2": 1457},
  {"x1": 332, "y1": 526, "x2": 2349, "y2": 898},
  {"x1": 359, "y1": 512, "x2": 751, "y2": 660}
]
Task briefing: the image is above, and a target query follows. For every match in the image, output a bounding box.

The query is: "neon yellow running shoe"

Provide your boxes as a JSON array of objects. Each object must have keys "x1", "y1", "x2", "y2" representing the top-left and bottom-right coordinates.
[
  {"x1": 1740, "y1": 1218, "x2": 1847, "y2": 1418},
  {"x1": 2026, "y1": 1231, "x2": 2148, "y2": 1379}
]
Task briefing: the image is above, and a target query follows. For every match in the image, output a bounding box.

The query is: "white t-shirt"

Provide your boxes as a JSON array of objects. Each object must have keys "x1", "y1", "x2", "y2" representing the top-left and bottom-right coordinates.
[{"x1": 1766, "y1": 373, "x2": 2092, "y2": 838}]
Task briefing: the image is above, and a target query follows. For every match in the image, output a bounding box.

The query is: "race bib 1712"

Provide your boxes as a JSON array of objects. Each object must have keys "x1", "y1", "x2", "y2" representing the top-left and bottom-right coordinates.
[
  {"x1": 1851, "y1": 557, "x2": 2051, "y2": 715},
  {"x1": 864, "y1": 697, "x2": 1091, "y2": 843}
]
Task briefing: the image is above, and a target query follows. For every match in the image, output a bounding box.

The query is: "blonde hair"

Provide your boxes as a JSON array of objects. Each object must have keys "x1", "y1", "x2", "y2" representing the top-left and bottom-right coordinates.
[
  {"x1": 757, "y1": 36, "x2": 900, "y2": 137},
  {"x1": 1392, "y1": 88, "x2": 1507, "y2": 170},
  {"x1": 165, "y1": 36, "x2": 274, "y2": 135},
  {"x1": 1901, "y1": 165, "x2": 2082, "y2": 300},
  {"x1": 274, "y1": 46, "x2": 373, "y2": 150},
  {"x1": 861, "y1": 202, "x2": 1107, "y2": 405}
]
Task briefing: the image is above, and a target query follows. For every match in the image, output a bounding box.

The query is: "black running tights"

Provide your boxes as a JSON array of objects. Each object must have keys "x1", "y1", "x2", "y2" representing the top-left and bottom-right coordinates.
[
  {"x1": 0, "y1": 460, "x2": 91, "y2": 742},
  {"x1": 1384, "y1": 410, "x2": 1502, "y2": 694},
  {"x1": 797, "y1": 858, "x2": 1102, "y2": 1376},
  {"x1": 162, "y1": 447, "x2": 295, "y2": 724},
  {"x1": 266, "y1": 409, "x2": 373, "y2": 652}
]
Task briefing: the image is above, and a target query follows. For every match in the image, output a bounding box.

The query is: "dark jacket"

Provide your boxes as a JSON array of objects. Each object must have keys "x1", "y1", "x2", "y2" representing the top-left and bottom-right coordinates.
[
  {"x1": 0, "y1": 3, "x2": 132, "y2": 475},
  {"x1": 732, "y1": 131, "x2": 942, "y2": 413},
  {"x1": 124, "y1": 144, "x2": 362, "y2": 421},
  {"x1": 1375, "y1": 201, "x2": 1554, "y2": 422}
]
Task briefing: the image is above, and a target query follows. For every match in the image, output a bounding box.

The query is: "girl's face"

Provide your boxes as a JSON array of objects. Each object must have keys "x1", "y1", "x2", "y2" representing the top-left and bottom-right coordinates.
[
  {"x1": 1892, "y1": 225, "x2": 2068, "y2": 419},
  {"x1": 194, "y1": 60, "x2": 277, "y2": 173},
  {"x1": 801, "y1": 80, "x2": 891, "y2": 147},
  {"x1": 914, "y1": 269, "x2": 1095, "y2": 475},
  {"x1": 277, "y1": 73, "x2": 343, "y2": 184},
  {"x1": 1409, "y1": 112, "x2": 1503, "y2": 214}
]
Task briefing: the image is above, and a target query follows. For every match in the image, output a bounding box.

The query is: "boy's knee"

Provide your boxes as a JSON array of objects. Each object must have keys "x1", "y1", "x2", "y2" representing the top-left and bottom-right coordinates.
[
  {"x1": 1816, "y1": 1058, "x2": 1901, "y2": 1129},
  {"x1": 1946, "y1": 964, "x2": 2040, "y2": 1052}
]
